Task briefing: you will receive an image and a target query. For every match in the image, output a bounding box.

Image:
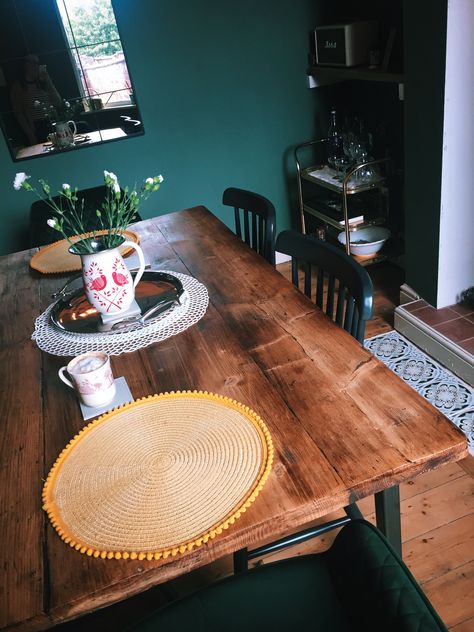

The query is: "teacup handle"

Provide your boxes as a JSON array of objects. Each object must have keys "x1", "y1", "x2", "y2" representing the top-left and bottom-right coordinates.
[
  {"x1": 68, "y1": 120, "x2": 77, "y2": 136},
  {"x1": 123, "y1": 241, "x2": 145, "y2": 288},
  {"x1": 58, "y1": 366, "x2": 74, "y2": 389}
]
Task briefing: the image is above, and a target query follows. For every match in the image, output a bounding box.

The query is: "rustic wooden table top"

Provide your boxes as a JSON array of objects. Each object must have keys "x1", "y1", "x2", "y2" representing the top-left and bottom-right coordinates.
[{"x1": 0, "y1": 207, "x2": 467, "y2": 631}]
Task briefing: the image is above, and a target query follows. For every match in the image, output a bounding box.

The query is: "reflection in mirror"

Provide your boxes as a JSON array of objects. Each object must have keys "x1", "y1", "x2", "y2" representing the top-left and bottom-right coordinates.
[{"x1": 0, "y1": 0, "x2": 143, "y2": 161}]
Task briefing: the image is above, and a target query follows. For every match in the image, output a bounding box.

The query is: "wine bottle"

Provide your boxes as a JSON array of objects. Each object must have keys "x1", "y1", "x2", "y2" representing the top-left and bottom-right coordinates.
[{"x1": 327, "y1": 108, "x2": 343, "y2": 170}]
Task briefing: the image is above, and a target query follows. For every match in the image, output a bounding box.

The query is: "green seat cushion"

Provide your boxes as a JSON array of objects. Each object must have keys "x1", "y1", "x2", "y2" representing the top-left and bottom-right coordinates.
[
  {"x1": 326, "y1": 520, "x2": 448, "y2": 632},
  {"x1": 130, "y1": 554, "x2": 352, "y2": 631},
  {"x1": 129, "y1": 520, "x2": 447, "y2": 632}
]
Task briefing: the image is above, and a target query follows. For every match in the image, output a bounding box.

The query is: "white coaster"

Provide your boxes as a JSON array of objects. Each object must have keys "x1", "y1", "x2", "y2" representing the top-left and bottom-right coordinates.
[{"x1": 79, "y1": 376, "x2": 133, "y2": 421}]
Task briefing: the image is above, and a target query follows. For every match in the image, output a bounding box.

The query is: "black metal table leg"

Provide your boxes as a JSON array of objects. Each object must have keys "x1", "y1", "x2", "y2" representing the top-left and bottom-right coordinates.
[
  {"x1": 233, "y1": 548, "x2": 249, "y2": 574},
  {"x1": 375, "y1": 485, "x2": 402, "y2": 557},
  {"x1": 344, "y1": 502, "x2": 364, "y2": 520}
]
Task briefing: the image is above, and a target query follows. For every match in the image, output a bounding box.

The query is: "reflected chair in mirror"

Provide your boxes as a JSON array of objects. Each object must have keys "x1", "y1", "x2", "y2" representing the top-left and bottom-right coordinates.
[
  {"x1": 276, "y1": 229, "x2": 373, "y2": 343},
  {"x1": 231, "y1": 229, "x2": 374, "y2": 573},
  {"x1": 222, "y1": 187, "x2": 276, "y2": 265},
  {"x1": 29, "y1": 185, "x2": 142, "y2": 248},
  {"x1": 127, "y1": 520, "x2": 448, "y2": 632}
]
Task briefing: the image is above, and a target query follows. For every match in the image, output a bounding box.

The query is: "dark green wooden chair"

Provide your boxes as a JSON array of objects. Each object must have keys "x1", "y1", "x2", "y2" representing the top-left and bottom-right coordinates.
[
  {"x1": 127, "y1": 520, "x2": 447, "y2": 632},
  {"x1": 222, "y1": 187, "x2": 276, "y2": 265},
  {"x1": 275, "y1": 229, "x2": 374, "y2": 343}
]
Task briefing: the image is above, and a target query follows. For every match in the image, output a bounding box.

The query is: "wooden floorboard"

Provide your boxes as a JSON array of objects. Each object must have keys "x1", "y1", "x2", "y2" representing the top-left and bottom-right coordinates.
[
  {"x1": 422, "y1": 561, "x2": 474, "y2": 629},
  {"x1": 57, "y1": 260, "x2": 474, "y2": 632},
  {"x1": 403, "y1": 515, "x2": 474, "y2": 583},
  {"x1": 459, "y1": 456, "x2": 474, "y2": 478},
  {"x1": 451, "y1": 617, "x2": 474, "y2": 632}
]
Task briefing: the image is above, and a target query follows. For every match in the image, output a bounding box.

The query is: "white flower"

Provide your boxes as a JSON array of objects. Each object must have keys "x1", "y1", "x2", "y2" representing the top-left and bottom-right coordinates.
[
  {"x1": 47, "y1": 218, "x2": 57, "y2": 228},
  {"x1": 113, "y1": 182, "x2": 120, "y2": 194},
  {"x1": 145, "y1": 177, "x2": 154, "y2": 185},
  {"x1": 62, "y1": 183, "x2": 70, "y2": 190},
  {"x1": 33, "y1": 100, "x2": 41, "y2": 107},
  {"x1": 157, "y1": 174, "x2": 164, "y2": 183},
  {"x1": 13, "y1": 172, "x2": 30, "y2": 190},
  {"x1": 109, "y1": 172, "x2": 118, "y2": 182}
]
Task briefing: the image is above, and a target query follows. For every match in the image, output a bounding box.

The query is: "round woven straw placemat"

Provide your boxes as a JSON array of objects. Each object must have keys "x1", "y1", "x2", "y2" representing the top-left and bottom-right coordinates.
[
  {"x1": 30, "y1": 229, "x2": 140, "y2": 274},
  {"x1": 43, "y1": 392, "x2": 273, "y2": 560}
]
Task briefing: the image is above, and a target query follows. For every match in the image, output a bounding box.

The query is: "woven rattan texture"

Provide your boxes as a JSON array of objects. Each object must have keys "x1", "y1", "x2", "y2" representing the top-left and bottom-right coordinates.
[
  {"x1": 32, "y1": 271, "x2": 208, "y2": 356},
  {"x1": 42, "y1": 392, "x2": 273, "y2": 560},
  {"x1": 29, "y1": 230, "x2": 140, "y2": 274}
]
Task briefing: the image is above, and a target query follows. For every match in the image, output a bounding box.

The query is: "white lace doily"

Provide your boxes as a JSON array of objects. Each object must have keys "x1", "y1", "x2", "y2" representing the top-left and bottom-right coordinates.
[{"x1": 32, "y1": 271, "x2": 209, "y2": 357}]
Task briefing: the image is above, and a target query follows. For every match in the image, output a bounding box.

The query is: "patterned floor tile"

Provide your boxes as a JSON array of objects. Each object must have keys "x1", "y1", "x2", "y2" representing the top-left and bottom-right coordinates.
[{"x1": 365, "y1": 331, "x2": 474, "y2": 455}]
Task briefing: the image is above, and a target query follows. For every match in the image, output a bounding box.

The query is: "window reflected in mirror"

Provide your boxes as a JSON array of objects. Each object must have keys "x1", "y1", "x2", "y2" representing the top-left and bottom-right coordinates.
[{"x1": 0, "y1": 0, "x2": 143, "y2": 161}]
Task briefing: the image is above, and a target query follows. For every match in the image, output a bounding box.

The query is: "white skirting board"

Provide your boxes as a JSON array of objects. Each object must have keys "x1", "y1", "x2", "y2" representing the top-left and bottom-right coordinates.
[{"x1": 275, "y1": 252, "x2": 292, "y2": 265}]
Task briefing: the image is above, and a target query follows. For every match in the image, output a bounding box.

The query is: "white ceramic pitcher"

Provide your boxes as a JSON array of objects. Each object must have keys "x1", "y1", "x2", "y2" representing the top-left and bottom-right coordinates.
[
  {"x1": 71, "y1": 236, "x2": 145, "y2": 317},
  {"x1": 53, "y1": 120, "x2": 77, "y2": 147}
]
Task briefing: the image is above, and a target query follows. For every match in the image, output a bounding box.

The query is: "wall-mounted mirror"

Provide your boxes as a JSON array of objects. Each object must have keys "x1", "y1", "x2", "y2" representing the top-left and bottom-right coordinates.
[{"x1": 0, "y1": 0, "x2": 143, "y2": 161}]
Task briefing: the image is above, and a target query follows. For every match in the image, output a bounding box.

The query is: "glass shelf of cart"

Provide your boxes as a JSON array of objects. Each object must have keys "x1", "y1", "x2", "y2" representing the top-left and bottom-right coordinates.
[
  {"x1": 303, "y1": 204, "x2": 387, "y2": 232},
  {"x1": 301, "y1": 165, "x2": 386, "y2": 195}
]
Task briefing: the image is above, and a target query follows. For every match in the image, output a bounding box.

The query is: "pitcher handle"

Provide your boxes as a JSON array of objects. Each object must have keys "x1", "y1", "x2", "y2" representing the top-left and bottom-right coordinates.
[
  {"x1": 122, "y1": 241, "x2": 145, "y2": 288},
  {"x1": 68, "y1": 120, "x2": 77, "y2": 136},
  {"x1": 58, "y1": 366, "x2": 74, "y2": 389}
]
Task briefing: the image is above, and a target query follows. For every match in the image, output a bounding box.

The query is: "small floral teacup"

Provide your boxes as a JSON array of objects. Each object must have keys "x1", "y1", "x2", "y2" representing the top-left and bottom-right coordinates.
[{"x1": 58, "y1": 351, "x2": 116, "y2": 408}]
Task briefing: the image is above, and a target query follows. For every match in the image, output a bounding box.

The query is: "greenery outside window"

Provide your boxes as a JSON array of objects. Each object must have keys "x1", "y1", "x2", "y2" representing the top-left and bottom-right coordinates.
[{"x1": 55, "y1": 0, "x2": 133, "y2": 108}]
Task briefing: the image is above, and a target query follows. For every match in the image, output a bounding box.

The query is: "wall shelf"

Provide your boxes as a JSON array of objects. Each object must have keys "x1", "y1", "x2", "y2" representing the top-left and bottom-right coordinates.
[{"x1": 307, "y1": 65, "x2": 404, "y2": 84}]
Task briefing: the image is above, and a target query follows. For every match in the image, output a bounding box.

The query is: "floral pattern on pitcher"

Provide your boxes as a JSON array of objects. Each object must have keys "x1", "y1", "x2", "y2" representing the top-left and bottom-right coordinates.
[
  {"x1": 84, "y1": 257, "x2": 130, "y2": 313},
  {"x1": 112, "y1": 257, "x2": 130, "y2": 287}
]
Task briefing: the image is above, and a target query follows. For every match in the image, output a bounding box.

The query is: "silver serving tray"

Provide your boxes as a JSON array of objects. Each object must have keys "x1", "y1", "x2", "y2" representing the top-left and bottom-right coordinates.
[{"x1": 50, "y1": 271, "x2": 184, "y2": 335}]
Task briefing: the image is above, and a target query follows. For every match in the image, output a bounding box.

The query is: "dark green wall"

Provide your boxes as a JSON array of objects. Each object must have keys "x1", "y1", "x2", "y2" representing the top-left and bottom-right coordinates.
[
  {"x1": 404, "y1": 0, "x2": 447, "y2": 304},
  {"x1": 0, "y1": 0, "x2": 321, "y2": 255}
]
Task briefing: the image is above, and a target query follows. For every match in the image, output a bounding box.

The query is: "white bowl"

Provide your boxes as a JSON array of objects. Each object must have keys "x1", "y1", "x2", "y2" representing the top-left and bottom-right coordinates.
[{"x1": 338, "y1": 226, "x2": 391, "y2": 258}]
